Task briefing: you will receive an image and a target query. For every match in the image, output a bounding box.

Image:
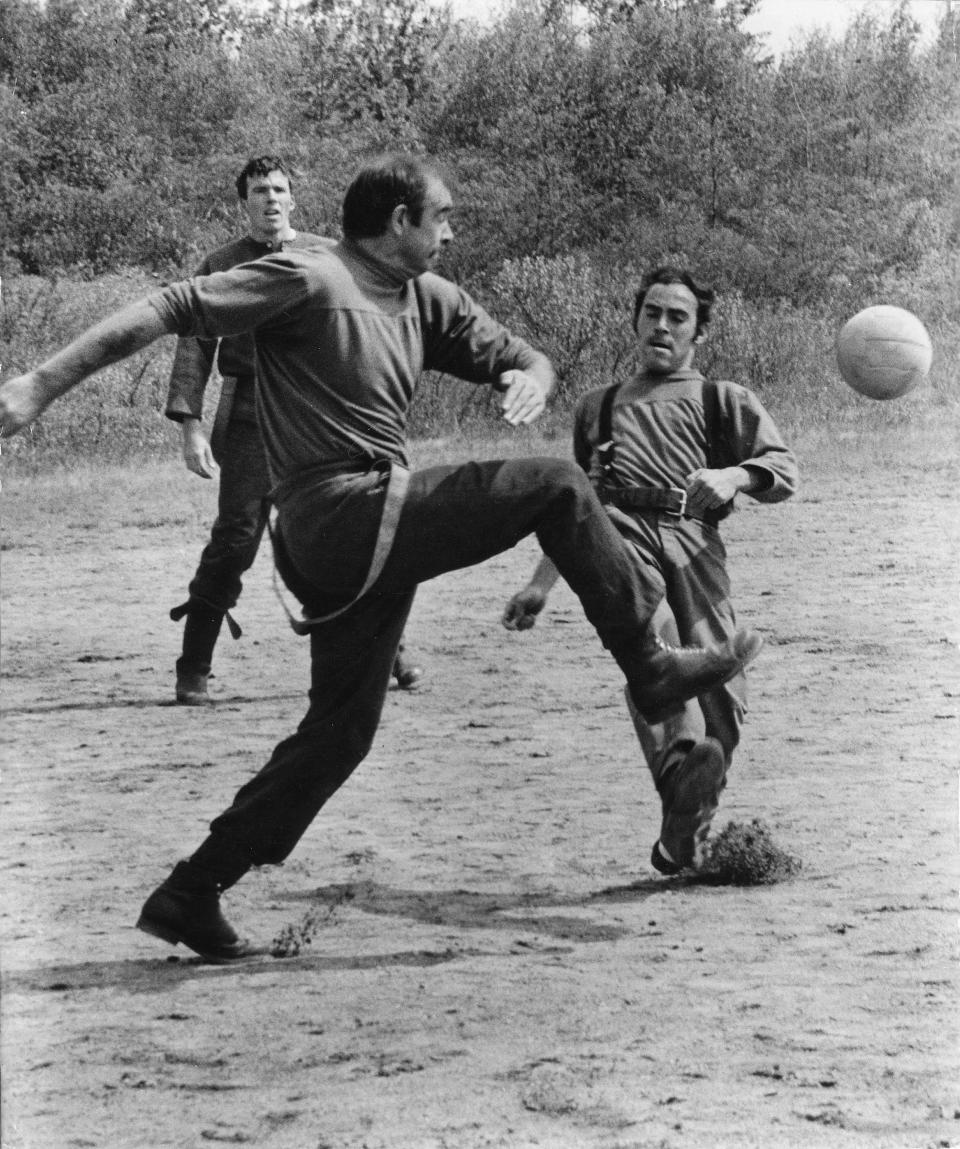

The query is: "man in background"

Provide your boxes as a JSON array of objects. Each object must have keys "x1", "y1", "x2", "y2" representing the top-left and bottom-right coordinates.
[{"x1": 166, "y1": 155, "x2": 423, "y2": 704}]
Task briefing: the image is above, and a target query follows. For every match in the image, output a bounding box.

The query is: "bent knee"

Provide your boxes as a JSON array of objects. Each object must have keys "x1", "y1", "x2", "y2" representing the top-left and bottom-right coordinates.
[{"x1": 534, "y1": 456, "x2": 594, "y2": 499}]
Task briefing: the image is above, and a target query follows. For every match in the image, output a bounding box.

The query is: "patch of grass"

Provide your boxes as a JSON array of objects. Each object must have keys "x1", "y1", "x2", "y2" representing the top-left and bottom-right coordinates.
[
  {"x1": 1, "y1": 459, "x2": 215, "y2": 539},
  {"x1": 697, "y1": 818, "x2": 801, "y2": 886}
]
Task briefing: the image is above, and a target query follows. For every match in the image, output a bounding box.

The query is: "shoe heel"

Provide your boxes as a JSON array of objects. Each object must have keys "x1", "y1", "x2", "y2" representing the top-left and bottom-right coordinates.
[{"x1": 136, "y1": 913, "x2": 181, "y2": 947}]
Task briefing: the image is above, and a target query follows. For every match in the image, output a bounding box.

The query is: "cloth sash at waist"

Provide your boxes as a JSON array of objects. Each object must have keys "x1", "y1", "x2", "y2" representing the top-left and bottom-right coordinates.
[{"x1": 269, "y1": 460, "x2": 410, "y2": 633}]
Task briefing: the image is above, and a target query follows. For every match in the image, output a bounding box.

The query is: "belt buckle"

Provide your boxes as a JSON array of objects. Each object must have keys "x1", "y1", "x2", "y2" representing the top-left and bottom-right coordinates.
[{"x1": 667, "y1": 486, "x2": 687, "y2": 517}]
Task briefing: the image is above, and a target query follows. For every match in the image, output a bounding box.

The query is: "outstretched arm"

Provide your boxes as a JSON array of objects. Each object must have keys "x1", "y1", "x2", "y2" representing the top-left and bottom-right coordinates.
[
  {"x1": 0, "y1": 300, "x2": 171, "y2": 437},
  {"x1": 502, "y1": 553, "x2": 562, "y2": 630}
]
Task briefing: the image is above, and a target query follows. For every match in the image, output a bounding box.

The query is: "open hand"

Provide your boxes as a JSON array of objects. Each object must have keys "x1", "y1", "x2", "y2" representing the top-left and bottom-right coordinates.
[{"x1": 497, "y1": 370, "x2": 548, "y2": 427}]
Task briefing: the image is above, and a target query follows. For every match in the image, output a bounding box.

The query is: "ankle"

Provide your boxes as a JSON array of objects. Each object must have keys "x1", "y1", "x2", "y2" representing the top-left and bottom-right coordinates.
[
  {"x1": 164, "y1": 859, "x2": 220, "y2": 895},
  {"x1": 187, "y1": 836, "x2": 253, "y2": 892}
]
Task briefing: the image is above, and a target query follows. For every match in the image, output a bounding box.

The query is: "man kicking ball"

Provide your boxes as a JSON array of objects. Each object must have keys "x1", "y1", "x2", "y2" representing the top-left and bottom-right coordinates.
[{"x1": 0, "y1": 172, "x2": 764, "y2": 960}]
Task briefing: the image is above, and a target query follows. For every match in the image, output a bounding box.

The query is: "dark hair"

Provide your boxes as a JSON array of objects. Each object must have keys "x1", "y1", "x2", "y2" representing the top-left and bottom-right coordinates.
[
  {"x1": 632, "y1": 265, "x2": 716, "y2": 337},
  {"x1": 236, "y1": 156, "x2": 291, "y2": 201},
  {"x1": 341, "y1": 153, "x2": 441, "y2": 240}
]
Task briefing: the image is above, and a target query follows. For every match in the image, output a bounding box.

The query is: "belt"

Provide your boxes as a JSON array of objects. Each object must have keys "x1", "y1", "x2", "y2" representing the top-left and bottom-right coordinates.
[{"x1": 597, "y1": 484, "x2": 727, "y2": 526}]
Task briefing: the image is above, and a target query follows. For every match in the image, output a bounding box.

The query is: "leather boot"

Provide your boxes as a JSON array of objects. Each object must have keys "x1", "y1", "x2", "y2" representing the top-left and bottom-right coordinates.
[
  {"x1": 392, "y1": 642, "x2": 424, "y2": 690},
  {"x1": 172, "y1": 601, "x2": 224, "y2": 705},
  {"x1": 629, "y1": 629, "x2": 763, "y2": 724},
  {"x1": 651, "y1": 737, "x2": 727, "y2": 875},
  {"x1": 136, "y1": 860, "x2": 257, "y2": 961}
]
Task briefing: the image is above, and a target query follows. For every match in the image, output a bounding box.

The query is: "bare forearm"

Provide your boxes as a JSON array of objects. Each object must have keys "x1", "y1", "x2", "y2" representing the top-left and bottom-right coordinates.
[
  {"x1": 35, "y1": 301, "x2": 171, "y2": 403},
  {"x1": 528, "y1": 554, "x2": 560, "y2": 593},
  {"x1": 502, "y1": 553, "x2": 560, "y2": 631},
  {"x1": 0, "y1": 300, "x2": 172, "y2": 438}
]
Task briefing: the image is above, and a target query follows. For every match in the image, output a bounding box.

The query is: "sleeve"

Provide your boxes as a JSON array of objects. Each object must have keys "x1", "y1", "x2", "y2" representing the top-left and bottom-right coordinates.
[
  {"x1": 165, "y1": 335, "x2": 219, "y2": 422},
  {"x1": 148, "y1": 255, "x2": 316, "y2": 344},
  {"x1": 164, "y1": 255, "x2": 218, "y2": 422},
  {"x1": 416, "y1": 275, "x2": 543, "y2": 382},
  {"x1": 717, "y1": 381, "x2": 798, "y2": 503}
]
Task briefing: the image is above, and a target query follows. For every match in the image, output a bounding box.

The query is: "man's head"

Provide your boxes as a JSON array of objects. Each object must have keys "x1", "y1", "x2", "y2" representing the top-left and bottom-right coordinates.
[
  {"x1": 632, "y1": 266, "x2": 715, "y2": 376},
  {"x1": 342, "y1": 154, "x2": 453, "y2": 277},
  {"x1": 236, "y1": 155, "x2": 296, "y2": 244}
]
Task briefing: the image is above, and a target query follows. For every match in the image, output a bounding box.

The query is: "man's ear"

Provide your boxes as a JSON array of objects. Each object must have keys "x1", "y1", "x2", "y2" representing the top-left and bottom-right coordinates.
[
  {"x1": 389, "y1": 202, "x2": 409, "y2": 237},
  {"x1": 694, "y1": 326, "x2": 709, "y2": 345}
]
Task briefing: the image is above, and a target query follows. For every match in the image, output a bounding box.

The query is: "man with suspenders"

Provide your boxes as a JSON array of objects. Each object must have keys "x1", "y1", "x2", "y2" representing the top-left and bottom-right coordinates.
[{"x1": 504, "y1": 266, "x2": 797, "y2": 875}]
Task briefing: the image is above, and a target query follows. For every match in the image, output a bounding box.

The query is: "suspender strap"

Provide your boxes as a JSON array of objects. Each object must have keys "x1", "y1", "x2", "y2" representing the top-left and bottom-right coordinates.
[
  {"x1": 595, "y1": 382, "x2": 622, "y2": 480},
  {"x1": 701, "y1": 378, "x2": 723, "y2": 470},
  {"x1": 269, "y1": 462, "x2": 411, "y2": 635}
]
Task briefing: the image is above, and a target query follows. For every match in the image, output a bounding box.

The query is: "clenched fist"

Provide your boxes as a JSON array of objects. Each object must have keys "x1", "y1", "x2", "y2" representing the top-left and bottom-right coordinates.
[{"x1": 502, "y1": 585, "x2": 547, "y2": 631}]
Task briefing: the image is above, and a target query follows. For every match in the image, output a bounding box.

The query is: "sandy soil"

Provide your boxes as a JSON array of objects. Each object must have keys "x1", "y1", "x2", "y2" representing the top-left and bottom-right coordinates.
[{"x1": 2, "y1": 447, "x2": 958, "y2": 1149}]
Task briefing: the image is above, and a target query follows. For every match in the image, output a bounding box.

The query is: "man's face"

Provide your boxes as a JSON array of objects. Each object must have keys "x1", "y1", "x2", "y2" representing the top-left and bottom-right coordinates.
[
  {"x1": 242, "y1": 170, "x2": 295, "y2": 243},
  {"x1": 396, "y1": 177, "x2": 454, "y2": 276},
  {"x1": 635, "y1": 282, "x2": 701, "y2": 375}
]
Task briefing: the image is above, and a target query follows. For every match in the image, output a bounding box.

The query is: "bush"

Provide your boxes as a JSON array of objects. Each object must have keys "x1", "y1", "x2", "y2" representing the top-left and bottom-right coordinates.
[{"x1": 486, "y1": 254, "x2": 630, "y2": 398}]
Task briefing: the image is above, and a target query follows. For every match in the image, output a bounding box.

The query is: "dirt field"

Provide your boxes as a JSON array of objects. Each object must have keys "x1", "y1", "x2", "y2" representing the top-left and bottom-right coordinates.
[{"x1": 2, "y1": 437, "x2": 958, "y2": 1149}]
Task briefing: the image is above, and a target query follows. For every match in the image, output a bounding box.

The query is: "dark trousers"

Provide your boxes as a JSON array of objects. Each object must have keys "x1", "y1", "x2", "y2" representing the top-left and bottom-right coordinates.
[
  {"x1": 188, "y1": 418, "x2": 271, "y2": 614},
  {"x1": 205, "y1": 457, "x2": 664, "y2": 866}
]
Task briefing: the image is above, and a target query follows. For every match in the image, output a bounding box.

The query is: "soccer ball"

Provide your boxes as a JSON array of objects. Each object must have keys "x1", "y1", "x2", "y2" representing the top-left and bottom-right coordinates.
[{"x1": 836, "y1": 305, "x2": 932, "y2": 401}]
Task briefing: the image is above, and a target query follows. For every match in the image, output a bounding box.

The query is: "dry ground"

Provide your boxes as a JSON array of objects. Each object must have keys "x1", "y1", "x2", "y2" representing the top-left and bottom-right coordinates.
[{"x1": 2, "y1": 433, "x2": 958, "y2": 1149}]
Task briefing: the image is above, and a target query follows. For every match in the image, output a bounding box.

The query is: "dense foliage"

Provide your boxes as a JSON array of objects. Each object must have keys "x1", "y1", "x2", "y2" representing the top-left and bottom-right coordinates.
[
  {"x1": 1, "y1": 0, "x2": 958, "y2": 464},
  {"x1": 3, "y1": 0, "x2": 958, "y2": 294}
]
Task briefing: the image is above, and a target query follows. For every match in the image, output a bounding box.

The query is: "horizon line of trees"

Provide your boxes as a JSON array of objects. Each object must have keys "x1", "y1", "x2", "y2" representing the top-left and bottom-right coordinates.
[{"x1": 1, "y1": 0, "x2": 958, "y2": 317}]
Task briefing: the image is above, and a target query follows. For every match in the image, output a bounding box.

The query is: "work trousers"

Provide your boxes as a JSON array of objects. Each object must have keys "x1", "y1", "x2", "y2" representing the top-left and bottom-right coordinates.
[
  {"x1": 187, "y1": 417, "x2": 271, "y2": 614},
  {"x1": 204, "y1": 457, "x2": 665, "y2": 867},
  {"x1": 620, "y1": 515, "x2": 745, "y2": 784}
]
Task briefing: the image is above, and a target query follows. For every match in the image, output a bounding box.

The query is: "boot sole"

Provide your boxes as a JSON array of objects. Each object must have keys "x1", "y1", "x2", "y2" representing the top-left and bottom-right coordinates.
[
  {"x1": 136, "y1": 912, "x2": 262, "y2": 963},
  {"x1": 657, "y1": 739, "x2": 727, "y2": 872}
]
